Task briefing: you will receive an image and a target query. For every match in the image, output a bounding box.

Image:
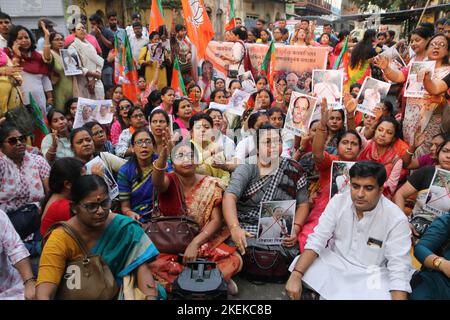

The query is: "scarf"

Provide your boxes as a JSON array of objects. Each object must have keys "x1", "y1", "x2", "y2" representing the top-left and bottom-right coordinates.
[{"x1": 21, "y1": 50, "x2": 49, "y2": 75}]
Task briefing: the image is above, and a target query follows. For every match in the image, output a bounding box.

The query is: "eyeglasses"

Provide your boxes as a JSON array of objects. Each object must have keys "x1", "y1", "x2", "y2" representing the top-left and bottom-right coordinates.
[
  {"x1": 131, "y1": 113, "x2": 145, "y2": 119},
  {"x1": 119, "y1": 105, "x2": 131, "y2": 111},
  {"x1": 173, "y1": 152, "x2": 194, "y2": 161},
  {"x1": 134, "y1": 139, "x2": 153, "y2": 147},
  {"x1": 78, "y1": 198, "x2": 112, "y2": 214},
  {"x1": 3, "y1": 135, "x2": 27, "y2": 146},
  {"x1": 92, "y1": 130, "x2": 105, "y2": 137},
  {"x1": 429, "y1": 42, "x2": 447, "y2": 49}
]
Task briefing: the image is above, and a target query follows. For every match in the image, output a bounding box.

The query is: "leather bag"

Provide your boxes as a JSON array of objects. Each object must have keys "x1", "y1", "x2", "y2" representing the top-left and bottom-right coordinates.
[
  {"x1": 241, "y1": 246, "x2": 290, "y2": 282},
  {"x1": 143, "y1": 175, "x2": 199, "y2": 254},
  {"x1": 45, "y1": 222, "x2": 118, "y2": 300}
]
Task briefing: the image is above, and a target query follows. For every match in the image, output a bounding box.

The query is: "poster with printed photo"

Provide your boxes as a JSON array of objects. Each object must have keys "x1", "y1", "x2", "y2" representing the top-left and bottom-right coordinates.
[
  {"x1": 73, "y1": 98, "x2": 98, "y2": 129},
  {"x1": 356, "y1": 77, "x2": 391, "y2": 117},
  {"x1": 238, "y1": 71, "x2": 257, "y2": 94},
  {"x1": 148, "y1": 43, "x2": 164, "y2": 62},
  {"x1": 94, "y1": 100, "x2": 114, "y2": 125},
  {"x1": 85, "y1": 156, "x2": 119, "y2": 200},
  {"x1": 284, "y1": 92, "x2": 318, "y2": 137},
  {"x1": 404, "y1": 61, "x2": 436, "y2": 98},
  {"x1": 60, "y1": 49, "x2": 82, "y2": 76},
  {"x1": 380, "y1": 46, "x2": 406, "y2": 70},
  {"x1": 330, "y1": 161, "x2": 356, "y2": 200},
  {"x1": 228, "y1": 89, "x2": 251, "y2": 116},
  {"x1": 312, "y1": 69, "x2": 343, "y2": 110},
  {"x1": 257, "y1": 200, "x2": 296, "y2": 245},
  {"x1": 424, "y1": 168, "x2": 450, "y2": 216}
]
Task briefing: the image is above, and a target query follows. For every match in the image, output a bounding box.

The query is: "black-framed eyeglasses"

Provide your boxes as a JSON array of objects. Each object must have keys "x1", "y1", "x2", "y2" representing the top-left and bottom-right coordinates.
[
  {"x1": 3, "y1": 135, "x2": 27, "y2": 146},
  {"x1": 119, "y1": 105, "x2": 131, "y2": 111},
  {"x1": 78, "y1": 198, "x2": 112, "y2": 214},
  {"x1": 134, "y1": 139, "x2": 153, "y2": 147}
]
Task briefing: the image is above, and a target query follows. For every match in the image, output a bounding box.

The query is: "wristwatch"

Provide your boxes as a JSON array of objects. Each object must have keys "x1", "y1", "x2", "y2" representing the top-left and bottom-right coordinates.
[{"x1": 433, "y1": 257, "x2": 443, "y2": 270}]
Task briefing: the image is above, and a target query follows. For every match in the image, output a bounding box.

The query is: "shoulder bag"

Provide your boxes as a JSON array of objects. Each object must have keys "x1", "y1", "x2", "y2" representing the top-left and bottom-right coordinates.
[
  {"x1": 44, "y1": 222, "x2": 118, "y2": 300},
  {"x1": 143, "y1": 174, "x2": 199, "y2": 255}
]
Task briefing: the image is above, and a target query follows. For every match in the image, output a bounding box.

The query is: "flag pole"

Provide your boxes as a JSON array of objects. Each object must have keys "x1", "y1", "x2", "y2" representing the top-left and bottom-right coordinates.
[{"x1": 416, "y1": 0, "x2": 431, "y2": 28}]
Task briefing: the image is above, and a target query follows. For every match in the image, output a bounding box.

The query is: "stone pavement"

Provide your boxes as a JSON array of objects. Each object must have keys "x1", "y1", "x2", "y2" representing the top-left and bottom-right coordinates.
[{"x1": 229, "y1": 276, "x2": 289, "y2": 300}]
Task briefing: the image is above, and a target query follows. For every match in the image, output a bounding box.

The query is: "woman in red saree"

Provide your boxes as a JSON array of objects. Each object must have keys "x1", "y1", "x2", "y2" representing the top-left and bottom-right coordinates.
[
  {"x1": 150, "y1": 133, "x2": 242, "y2": 295},
  {"x1": 358, "y1": 117, "x2": 409, "y2": 198}
]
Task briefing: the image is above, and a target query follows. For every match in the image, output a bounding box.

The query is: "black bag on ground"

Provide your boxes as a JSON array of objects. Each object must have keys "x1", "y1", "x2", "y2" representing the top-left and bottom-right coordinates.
[
  {"x1": 172, "y1": 257, "x2": 228, "y2": 300},
  {"x1": 7, "y1": 204, "x2": 41, "y2": 239}
]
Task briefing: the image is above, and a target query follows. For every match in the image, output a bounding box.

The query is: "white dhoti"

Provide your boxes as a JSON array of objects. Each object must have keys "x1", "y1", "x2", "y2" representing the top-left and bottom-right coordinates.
[{"x1": 290, "y1": 249, "x2": 393, "y2": 300}]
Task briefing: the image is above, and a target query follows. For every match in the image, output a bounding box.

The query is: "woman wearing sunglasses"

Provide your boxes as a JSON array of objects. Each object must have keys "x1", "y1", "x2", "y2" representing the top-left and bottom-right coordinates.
[
  {"x1": 110, "y1": 98, "x2": 132, "y2": 147},
  {"x1": 37, "y1": 175, "x2": 165, "y2": 300},
  {"x1": 0, "y1": 124, "x2": 50, "y2": 235},
  {"x1": 115, "y1": 106, "x2": 147, "y2": 158}
]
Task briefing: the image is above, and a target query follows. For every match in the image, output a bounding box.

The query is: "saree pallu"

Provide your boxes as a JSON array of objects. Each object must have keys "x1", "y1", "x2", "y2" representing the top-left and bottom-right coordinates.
[
  {"x1": 344, "y1": 60, "x2": 371, "y2": 93},
  {"x1": 358, "y1": 139, "x2": 409, "y2": 197},
  {"x1": 150, "y1": 175, "x2": 241, "y2": 293},
  {"x1": 403, "y1": 66, "x2": 450, "y2": 157},
  {"x1": 91, "y1": 214, "x2": 165, "y2": 299}
]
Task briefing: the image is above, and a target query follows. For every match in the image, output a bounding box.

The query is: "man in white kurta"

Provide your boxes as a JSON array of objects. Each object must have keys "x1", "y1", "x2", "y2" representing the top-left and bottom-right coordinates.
[{"x1": 286, "y1": 161, "x2": 414, "y2": 300}]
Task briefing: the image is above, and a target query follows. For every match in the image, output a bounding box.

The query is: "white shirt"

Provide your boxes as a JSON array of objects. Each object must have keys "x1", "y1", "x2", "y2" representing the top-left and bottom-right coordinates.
[
  {"x1": 236, "y1": 135, "x2": 256, "y2": 164},
  {"x1": 126, "y1": 25, "x2": 149, "y2": 39},
  {"x1": 115, "y1": 128, "x2": 132, "y2": 158},
  {"x1": 295, "y1": 194, "x2": 413, "y2": 299},
  {"x1": 0, "y1": 34, "x2": 7, "y2": 49},
  {"x1": 129, "y1": 35, "x2": 149, "y2": 67}
]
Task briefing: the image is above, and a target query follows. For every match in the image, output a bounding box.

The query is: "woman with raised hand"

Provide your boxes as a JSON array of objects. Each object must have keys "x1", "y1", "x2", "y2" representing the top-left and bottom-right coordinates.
[
  {"x1": 41, "y1": 108, "x2": 74, "y2": 163},
  {"x1": 373, "y1": 32, "x2": 449, "y2": 157},
  {"x1": 298, "y1": 98, "x2": 362, "y2": 251},
  {"x1": 150, "y1": 134, "x2": 241, "y2": 296}
]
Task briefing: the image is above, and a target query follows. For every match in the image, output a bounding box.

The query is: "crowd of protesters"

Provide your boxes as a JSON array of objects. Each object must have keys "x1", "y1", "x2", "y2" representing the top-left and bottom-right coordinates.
[{"x1": 0, "y1": 8, "x2": 449, "y2": 300}]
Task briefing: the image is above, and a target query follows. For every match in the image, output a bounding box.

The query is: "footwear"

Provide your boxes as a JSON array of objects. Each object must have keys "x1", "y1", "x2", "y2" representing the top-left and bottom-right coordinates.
[{"x1": 227, "y1": 279, "x2": 239, "y2": 296}]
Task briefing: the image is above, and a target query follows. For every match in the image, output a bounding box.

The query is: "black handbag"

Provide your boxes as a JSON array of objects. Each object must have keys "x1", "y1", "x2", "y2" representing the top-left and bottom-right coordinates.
[
  {"x1": 5, "y1": 87, "x2": 35, "y2": 137},
  {"x1": 7, "y1": 204, "x2": 41, "y2": 239}
]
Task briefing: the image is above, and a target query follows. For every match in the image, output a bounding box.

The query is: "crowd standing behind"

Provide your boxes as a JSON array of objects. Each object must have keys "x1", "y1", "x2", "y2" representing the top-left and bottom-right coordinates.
[{"x1": 0, "y1": 8, "x2": 449, "y2": 300}]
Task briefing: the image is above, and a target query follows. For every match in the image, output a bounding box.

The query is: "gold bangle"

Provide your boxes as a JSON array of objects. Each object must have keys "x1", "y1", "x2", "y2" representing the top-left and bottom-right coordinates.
[{"x1": 152, "y1": 160, "x2": 168, "y2": 171}]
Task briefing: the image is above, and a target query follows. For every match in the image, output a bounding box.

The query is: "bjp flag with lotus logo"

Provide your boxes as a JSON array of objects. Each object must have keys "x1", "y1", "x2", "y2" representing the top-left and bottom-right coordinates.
[{"x1": 181, "y1": 0, "x2": 215, "y2": 60}]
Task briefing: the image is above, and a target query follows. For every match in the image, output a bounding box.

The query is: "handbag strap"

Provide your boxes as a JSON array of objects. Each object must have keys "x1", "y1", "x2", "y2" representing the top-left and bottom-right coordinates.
[{"x1": 44, "y1": 222, "x2": 91, "y2": 257}]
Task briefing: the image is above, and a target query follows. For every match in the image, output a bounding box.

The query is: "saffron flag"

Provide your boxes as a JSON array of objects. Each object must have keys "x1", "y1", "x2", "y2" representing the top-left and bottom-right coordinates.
[
  {"x1": 29, "y1": 93, "x2": 49, "y2": 136},
  {"x1": 181, "y1": 0, "x2": 215, "y2": 60},
  {"x1": 261, "y1": 41, "x2": 276, "y2": 90},
  {"x1": 149, "y1": 0, "x2": 165, "y2": 33},
  {"x1": 171, "y1": 57, "x2": 187, "y2": 97},
  {"x1": 225, "y1": 0, "x2": 236, "y2": 31},
  {"x1": 114, "y1": 34, "x2": 140, "y2": 104}
]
